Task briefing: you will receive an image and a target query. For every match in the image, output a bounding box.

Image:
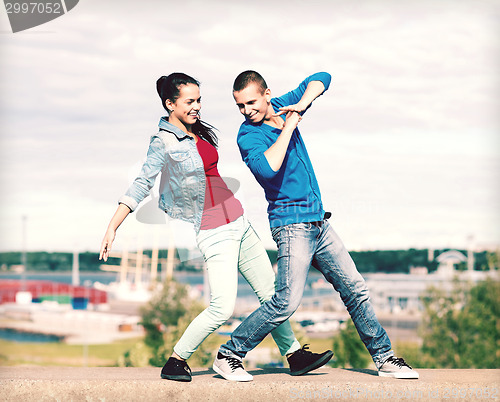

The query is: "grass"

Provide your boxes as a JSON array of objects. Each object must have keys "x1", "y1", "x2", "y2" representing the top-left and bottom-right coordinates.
[
  {"x1": 0, "y1": 337, "x2": 143, "y2": 367},
  {"x1": 0, "y1": 325, "x2": 337, "y2": 368}
]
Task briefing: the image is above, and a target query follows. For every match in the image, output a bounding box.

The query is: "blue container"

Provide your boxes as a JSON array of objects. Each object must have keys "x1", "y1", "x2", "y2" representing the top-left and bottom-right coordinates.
[{"x1": 71, "y1": 297, "x2": 88, "y2": 310}]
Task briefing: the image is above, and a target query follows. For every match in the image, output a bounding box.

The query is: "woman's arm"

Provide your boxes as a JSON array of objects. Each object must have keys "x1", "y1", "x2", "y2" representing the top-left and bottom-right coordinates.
[
  {"x1": 99, "y1": 134, "x2": 168, "y2": 261},
  {"x1": 99, "y1": 203, "x2": 131, "y2": 261}
]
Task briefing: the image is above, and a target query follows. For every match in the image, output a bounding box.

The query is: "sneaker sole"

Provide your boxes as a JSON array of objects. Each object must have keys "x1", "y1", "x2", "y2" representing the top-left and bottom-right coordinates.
[
  {"x1": 378, "y1": 371, "x2": 419, "y2": 379},
  {"x1": 212, "y1": 362, "x2": 253, "y2": 382},
  {"x1": 290, "y1": 351, "x2": 334, "y2": 376},
  {"x1": 160, "y1": 373, "x2": 192, "y2": 382}
]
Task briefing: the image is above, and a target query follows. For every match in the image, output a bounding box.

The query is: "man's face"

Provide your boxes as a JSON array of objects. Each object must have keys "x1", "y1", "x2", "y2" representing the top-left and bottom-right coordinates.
[{"x1": 233, "y1": 83, "x2": 271, "y2": 124}]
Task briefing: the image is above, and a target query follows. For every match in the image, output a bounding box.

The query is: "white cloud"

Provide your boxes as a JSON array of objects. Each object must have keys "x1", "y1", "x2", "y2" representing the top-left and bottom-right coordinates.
[{"x1": 0, "y1": 0, "x2": 498, "y2": 252}]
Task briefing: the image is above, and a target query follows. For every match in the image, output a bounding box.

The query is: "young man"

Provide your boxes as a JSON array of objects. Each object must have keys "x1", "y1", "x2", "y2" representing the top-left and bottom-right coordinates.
[{"x1": 212, "y1": 71, "x2": 419, "y2": 381}]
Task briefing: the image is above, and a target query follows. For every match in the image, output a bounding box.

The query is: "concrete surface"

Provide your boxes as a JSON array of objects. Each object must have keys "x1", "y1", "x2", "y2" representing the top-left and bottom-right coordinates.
[{"x1": 0, "y1": 367, "x2": 499, "y2": 401}]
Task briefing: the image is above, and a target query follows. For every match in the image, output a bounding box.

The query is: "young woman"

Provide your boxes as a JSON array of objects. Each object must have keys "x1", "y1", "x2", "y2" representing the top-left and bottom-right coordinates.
[{"x1": 99, "y1": 73, "x2": 303, "y2": 382}]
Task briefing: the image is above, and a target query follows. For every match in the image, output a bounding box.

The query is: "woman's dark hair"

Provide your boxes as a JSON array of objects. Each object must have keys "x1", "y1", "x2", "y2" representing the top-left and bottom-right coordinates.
[{"x1": 156, "y1": 73, "x2": 218, "y2": 147}]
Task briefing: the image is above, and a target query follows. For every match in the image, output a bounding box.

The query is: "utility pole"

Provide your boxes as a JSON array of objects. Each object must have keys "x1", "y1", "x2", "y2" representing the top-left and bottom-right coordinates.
[{"x1": 21, "y1": 215, "x2": 27, "y2": 290}]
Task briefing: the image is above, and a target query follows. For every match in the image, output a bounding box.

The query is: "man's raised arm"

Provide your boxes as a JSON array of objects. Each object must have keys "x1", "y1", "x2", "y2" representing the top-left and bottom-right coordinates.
[{"x1": 264, "y1": 79, "x2": 327, "y2": 172}]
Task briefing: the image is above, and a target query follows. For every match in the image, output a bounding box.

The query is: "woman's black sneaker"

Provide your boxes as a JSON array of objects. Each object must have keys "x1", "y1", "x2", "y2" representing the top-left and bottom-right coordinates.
[
  {"x1": 161, "y1": 357, "x2": 192, "y2": 382},
  {"x1": 287, "y1": 344, "x2": 334, "y2": 376}
]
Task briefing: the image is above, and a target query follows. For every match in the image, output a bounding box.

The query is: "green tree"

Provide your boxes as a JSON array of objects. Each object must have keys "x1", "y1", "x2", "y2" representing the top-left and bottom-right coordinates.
[
  {"x1": 120, "y1": 279, "x2": 218, "y2": 367},
  {"x1": 485, "y1": 250, "x2": 500, "y2": 271},
  {"x1": 330, "y1": 320, "x2": 371, "y2": 369},
  {"x1": 419, "y1": 278, "x2": 500, "y2": 368}
]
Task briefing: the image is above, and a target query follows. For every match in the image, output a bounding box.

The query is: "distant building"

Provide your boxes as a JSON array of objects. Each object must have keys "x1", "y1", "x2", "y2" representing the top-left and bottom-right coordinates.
[
  {"x1": 365, "y1": 249, "x2": 497, "y2": 314},
  {"x1": 409, "y1": 266, "x2": 428, "y2": 275},
  {"x1": 435, "y1": 250, "x2": 467, "y2": 276}
]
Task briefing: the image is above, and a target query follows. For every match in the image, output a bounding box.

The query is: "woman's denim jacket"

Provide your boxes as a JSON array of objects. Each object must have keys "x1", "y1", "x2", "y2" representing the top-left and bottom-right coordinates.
[{"x1": 118, "y1": 117, "x2": 206, "y2": 232}]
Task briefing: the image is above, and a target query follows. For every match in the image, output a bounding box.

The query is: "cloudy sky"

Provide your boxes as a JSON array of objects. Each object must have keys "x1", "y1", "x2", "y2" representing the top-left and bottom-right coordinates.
[{"x1": 0, "y1": 0, "x2": 498, "y2": 254}]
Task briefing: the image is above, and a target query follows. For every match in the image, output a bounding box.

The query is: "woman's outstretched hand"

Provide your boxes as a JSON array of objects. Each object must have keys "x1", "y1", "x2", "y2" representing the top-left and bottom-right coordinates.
[
  {"x1": 99, "y1": 229, "x2": 116, "y2": 262},
  {"x1": 99, "y1": 203, "x2": 131, "y2": 262}
]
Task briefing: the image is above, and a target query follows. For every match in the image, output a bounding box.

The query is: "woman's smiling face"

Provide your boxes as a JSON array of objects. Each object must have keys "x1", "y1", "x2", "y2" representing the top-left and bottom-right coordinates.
[{"x1": 167, "y1": 83, "x2": 201, "y2": 128}]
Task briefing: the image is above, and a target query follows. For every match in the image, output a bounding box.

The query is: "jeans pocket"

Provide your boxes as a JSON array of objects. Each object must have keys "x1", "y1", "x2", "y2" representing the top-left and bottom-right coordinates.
[
  {"x1": 273, "y1": 228, "x2": 290, "y2": 260},
  {"x1": 168, "y1": 151, "x2": 190, "y2": 162},
  {"x1": 168, "y1": 151, "x2": 194, "y2": 172}
]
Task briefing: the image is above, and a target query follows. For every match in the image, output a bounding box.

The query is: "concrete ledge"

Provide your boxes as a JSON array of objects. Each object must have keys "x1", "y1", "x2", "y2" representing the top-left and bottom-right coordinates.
[{"x1": 1, "y1": 367, "x2": 499, "y2": 401}]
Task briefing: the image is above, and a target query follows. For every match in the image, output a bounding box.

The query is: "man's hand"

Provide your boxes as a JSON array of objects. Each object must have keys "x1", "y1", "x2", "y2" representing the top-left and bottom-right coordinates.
[
  {"x1": 274, "y1": 80, "x2": 326, "y2": 117},
  {"x1": 274, "y1": 102, "x2": 306, "y2": 117},
  {"x1": 282, "y1": 110, "x2": 302, "y2": 131},
  {"x1": 264, "y1": 110, "x2": 301, "y2": 172}
]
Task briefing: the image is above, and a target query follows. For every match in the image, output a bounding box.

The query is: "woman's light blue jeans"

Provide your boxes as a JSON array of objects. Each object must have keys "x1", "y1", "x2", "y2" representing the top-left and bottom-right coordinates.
[
  {"x1": 219, "y1": 221, "x2": 394, "y2": 368},
  {"x1": 173, "y1": 215, "x2": 300, "y2": 360}
]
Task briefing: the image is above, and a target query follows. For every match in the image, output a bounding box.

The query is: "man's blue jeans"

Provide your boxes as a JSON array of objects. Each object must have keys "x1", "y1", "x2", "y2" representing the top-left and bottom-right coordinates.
[
  {"x1": 174, "y1": 215, "x2": 300, "y2": 360},
  {"x1": 219, "y1": 221, "x2": 394, "y2": 368}
]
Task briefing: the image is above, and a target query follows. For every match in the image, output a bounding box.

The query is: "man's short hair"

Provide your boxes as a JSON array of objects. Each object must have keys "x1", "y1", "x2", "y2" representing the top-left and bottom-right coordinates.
[{"x1": 233, "y1": 70, "x2": 268, "y2": 94}]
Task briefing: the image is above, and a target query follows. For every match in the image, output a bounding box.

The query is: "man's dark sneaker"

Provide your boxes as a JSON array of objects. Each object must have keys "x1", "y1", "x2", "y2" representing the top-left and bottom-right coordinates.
[
  {"x1": 378, "y1": 356, "x2": 419, "y2": 379},
  {"x1": 287, "y1": 344, "x2": 334, "y2": 376},
  {"x1": 160, "y1": 357, "x2": 192, "y2": 382}
]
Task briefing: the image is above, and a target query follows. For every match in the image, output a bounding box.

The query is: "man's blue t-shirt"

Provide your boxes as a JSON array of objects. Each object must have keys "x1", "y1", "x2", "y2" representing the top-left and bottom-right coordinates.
[{"x1": 237, "y1": 72, "x2": 332, "y2": 228}]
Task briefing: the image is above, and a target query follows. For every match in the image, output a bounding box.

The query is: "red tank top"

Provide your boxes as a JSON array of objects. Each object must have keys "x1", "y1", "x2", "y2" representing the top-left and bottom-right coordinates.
[{"x1": 196, "y1": 138, "x2": 244, "y2": 230}]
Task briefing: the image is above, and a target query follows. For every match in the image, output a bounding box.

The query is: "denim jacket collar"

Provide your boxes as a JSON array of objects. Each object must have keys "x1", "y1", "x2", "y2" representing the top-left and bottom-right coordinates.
[{"x1": 158, "y1": 116, "x2": 191, "y2": 140}]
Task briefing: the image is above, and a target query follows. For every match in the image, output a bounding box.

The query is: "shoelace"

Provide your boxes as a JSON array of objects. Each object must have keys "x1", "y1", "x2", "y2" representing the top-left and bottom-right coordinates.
[
  {"x1": 385, "y1": 356, "x2": 412, "y2": 369},
  {"x1": 225, "y1": 356, "x2": 244, "y2": 371},
  {"x1": 295, "y1": 344, "x2": 314, "y2": 356}
]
